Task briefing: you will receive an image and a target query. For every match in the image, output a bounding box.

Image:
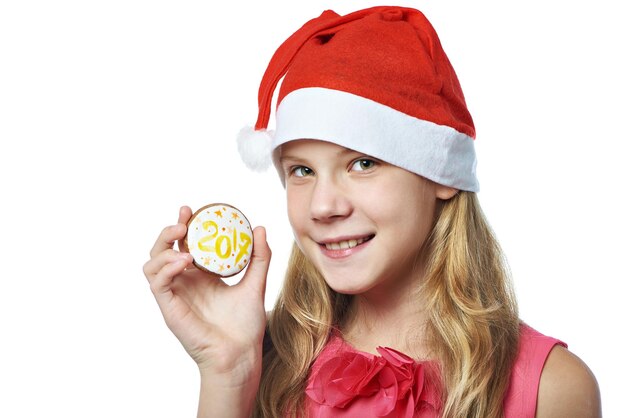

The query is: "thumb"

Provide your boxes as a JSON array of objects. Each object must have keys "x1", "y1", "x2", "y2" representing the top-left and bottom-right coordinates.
[{"x1": 240, "y1": 226, "x2": 271, "y2": 297}]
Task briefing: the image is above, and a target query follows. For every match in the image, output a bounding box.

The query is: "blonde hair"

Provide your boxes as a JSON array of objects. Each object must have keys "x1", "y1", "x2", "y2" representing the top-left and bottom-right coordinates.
[{"x1": 254, "y1": 192, "x2": 519, "y2": 418}]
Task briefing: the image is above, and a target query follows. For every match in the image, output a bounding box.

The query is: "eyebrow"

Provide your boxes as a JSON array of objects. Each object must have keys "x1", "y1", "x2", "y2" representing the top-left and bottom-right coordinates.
[
  {"x1": 279, "y1": 147, "x2": 360, "y2": 164},
  {"x1": 278, "y1": 154, "x2": 304, "y2": 163}
]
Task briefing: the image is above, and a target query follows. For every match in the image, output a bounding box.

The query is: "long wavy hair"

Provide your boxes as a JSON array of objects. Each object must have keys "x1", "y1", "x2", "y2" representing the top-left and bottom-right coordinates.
[{"x1": 254, "y1": 191, "x2": 519, "y2": 418}]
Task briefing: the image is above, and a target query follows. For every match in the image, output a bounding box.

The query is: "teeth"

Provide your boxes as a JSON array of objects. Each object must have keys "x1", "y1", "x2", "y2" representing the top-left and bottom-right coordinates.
[{"x1": 325, "y1": 238, "x2": 366, "y2": 250}]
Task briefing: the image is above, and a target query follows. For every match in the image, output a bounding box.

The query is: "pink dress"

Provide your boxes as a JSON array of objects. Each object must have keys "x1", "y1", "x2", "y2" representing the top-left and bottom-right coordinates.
[{"x1": 304, "y1": 324, "x2": 565, "y2": 417}]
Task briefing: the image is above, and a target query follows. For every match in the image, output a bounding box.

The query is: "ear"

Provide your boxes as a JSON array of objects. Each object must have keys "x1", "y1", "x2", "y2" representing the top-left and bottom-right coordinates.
[{"x1": 434, "y1": 184, "x2": 458, "y2": 200}]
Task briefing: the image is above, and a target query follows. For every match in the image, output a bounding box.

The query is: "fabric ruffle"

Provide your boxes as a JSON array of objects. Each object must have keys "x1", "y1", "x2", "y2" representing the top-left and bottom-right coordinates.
[{"x1": 305, "y1": 335, "x2": 440, "y2": 418}]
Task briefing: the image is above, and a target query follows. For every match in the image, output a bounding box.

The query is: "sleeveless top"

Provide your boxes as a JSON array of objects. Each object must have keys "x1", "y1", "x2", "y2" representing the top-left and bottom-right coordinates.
[{"x1": 302, "y1": 324, "x2": 565, "y2": 417}]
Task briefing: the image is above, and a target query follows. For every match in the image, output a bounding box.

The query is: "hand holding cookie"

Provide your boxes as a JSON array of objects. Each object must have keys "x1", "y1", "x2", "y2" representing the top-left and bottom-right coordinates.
[{"x1": 143, "y1": 205, "x2": 271, "y2": 382}]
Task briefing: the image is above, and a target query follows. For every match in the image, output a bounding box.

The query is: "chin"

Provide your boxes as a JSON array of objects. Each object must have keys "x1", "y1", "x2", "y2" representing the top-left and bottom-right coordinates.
[{"x1": 320, "y1": 272, "x2": 379, "y2": 296}]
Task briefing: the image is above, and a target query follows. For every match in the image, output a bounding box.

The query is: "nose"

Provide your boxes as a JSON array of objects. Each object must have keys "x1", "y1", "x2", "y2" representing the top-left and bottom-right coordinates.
[{"x1": 309, "y1": 175, "x2": 353, "y2": 222}]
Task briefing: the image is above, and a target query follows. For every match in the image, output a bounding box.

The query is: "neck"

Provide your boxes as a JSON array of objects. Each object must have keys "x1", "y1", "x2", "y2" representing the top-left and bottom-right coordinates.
[{"x1": 340, "y1": 268, "x2": 432, "y2": 360}]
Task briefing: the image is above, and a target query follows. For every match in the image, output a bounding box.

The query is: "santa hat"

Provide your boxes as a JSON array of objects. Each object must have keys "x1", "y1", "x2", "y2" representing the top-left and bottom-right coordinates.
[{"x1": 237, "y1": 6, "x2": 479, "y2": 192}]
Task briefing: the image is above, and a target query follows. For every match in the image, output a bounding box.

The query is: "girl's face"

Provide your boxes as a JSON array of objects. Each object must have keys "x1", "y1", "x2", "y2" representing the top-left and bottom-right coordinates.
[{"x1": 279, "y1": 139, "x2": 456, "y2": 296}]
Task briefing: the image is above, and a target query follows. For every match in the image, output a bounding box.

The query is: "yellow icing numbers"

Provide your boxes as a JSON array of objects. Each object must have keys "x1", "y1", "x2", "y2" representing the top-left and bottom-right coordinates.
[{"x1": 197, "y1": 219, "x2": 251, "y2": 263}]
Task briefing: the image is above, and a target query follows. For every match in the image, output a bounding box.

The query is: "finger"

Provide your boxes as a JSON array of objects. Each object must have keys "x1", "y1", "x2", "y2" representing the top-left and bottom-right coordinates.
[
  {"x1": 144, "y1": 249, "x2": 193, "y2": 280},
  {"x1": 149, "y1": 223, "x2": 187, "y2": 259},
  {"x1": 239, "y1": 226, "x2": 271, "y2": 297},
  {"x1": 177, "y1": 205, "x2": 192, "y2": 224},
  {"x1": 149, "y1": 205, "x2": 191, "y2": 259},
  {"x1": 149, "y1": 254, "x2": 193, "y2": 298},
  {"x1": 176, "y1": 205, "x2": 193, "y2": 252}
]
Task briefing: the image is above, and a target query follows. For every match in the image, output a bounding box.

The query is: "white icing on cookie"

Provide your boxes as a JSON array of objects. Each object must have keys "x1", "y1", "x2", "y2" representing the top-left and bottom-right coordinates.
[{"x1": 186, "y1": 203, "x2": 253, "y2": 277}]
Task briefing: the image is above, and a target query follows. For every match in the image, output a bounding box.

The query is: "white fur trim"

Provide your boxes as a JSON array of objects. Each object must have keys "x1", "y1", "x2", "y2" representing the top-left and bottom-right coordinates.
[
  {"x1": 272, "y1": 87, "x2": 479, "y2": 191},
  {"x1": 237, "y1": 126, "x2": 273, "y2": 171}
]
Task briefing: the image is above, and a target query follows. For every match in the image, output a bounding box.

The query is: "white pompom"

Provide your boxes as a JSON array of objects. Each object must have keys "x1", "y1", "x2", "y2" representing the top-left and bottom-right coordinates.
[{"x1": 236, "y1": 126, "x2": 274, "y2": 171}]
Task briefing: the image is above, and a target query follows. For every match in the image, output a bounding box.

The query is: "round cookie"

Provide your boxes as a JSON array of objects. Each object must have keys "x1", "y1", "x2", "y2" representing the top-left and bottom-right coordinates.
[{"x1": 184, "y1": 203, "x2": 253, "y2": 277}]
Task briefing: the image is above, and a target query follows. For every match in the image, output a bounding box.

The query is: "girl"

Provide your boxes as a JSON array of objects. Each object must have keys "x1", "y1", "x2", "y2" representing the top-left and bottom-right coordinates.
[{"x1": 143, "y1": 6, "x2": 601, "y2": 417}]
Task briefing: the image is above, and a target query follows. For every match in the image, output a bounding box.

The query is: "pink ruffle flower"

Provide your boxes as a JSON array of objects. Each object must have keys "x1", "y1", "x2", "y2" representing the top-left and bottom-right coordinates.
[{"x1": 306, "y1": 344, "x2": 438, "y2": 418}]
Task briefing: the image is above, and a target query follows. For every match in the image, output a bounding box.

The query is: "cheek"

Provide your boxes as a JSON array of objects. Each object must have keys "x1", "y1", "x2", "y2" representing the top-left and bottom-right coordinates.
[
  {"x1": 377, "y1": 189, "x2": 436, "y2": 235},
  {"x1": 362, "y1": 185, "x2": 413, "y2": 216},
  {"x1": 286, "y1": 188, "x2": 307, "y2": 233},
  {"x1": 407, "y1": 200, "x2": 437, "y2": 242}
]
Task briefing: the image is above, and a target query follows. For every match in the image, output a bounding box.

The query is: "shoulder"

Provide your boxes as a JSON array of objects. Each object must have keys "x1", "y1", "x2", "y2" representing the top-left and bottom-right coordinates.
[{"x1": 536, "y1": 345, "x2": 601, "y2": 417}]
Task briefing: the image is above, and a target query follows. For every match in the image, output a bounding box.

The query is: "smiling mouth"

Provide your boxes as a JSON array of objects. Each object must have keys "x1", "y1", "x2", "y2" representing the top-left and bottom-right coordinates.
[{"x1": 322, "y1": 235, "x2": 374, "y2": 250}]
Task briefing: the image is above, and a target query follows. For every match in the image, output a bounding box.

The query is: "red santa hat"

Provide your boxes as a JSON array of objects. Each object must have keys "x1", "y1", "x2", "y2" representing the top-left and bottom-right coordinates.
[{"x1": 237, "y1": 6, "x2": 479, "y2": 192}]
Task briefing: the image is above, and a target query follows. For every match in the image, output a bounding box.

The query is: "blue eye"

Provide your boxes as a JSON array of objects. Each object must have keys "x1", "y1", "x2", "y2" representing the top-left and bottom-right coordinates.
[
  {"x1": 292, "y1": 166, "x2": 314, "y2": 177},
  {"x1": 351, "y1": 159, "x2": 376, "y2": 171}
]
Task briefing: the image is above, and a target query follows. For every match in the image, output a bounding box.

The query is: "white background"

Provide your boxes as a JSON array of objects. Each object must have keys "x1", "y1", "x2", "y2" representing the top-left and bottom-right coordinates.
[{"x1": 1, "y1": 1, "x2": 624, "y2": 416}]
